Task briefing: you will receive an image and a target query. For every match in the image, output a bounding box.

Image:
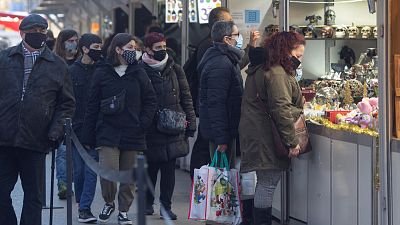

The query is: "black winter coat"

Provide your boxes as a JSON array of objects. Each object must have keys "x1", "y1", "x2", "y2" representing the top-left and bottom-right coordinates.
[
  {"x1": 81, "y1": 61, "x2": 157, "y2": 151},
  {"x1": 69, "y1": 57, "x2": 96, "y2": 139},
  {"x1": 140, "y1": 57, "x2": 196, "y2": 162},
  {"x1": 198, "y1": 42, "x2": 244, "y2": 145},
  {"x1": 0, "y1": 43, "x2": 75, "y2": 153}
]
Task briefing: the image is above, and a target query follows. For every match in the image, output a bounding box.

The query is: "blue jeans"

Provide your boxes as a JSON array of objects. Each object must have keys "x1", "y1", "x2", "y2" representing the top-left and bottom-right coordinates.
[
  {"x1": 56, "y1": 144, "x2": 67, "y2": 186},
  {"x1": 73, "y1": 145, "x2": 98, "y2": 210}
]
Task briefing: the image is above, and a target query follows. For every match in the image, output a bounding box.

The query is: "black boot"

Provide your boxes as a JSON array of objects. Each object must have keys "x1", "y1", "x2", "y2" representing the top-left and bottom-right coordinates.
[
  {"x1": 253, "y1": 207, "x2": 272, "y2": 225},
  {"x1": 240, "y1": 199, "x2": 254, "y2": 225}
]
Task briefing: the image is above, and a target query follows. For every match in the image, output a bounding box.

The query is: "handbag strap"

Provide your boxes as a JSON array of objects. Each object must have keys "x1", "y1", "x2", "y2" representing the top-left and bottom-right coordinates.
[{"x1": 253, "y1": 73, "x2": 272, "y2": 119}]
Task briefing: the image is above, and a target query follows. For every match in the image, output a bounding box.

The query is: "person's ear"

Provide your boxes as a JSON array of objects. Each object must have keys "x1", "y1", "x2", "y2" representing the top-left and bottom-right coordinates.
[
  {"x1": 115, "y1": 47, "x2": 123, "y2": 55},
  {"x1": 82, "y1": 46, "x2": 90, "y2": 54},
  {"x1": 20, "y1": 31, "x2": 25, "y2": 40},
  {"x1": 145, "y1": 47, "x2": 153, "y2": 55},
  {"x1": 223, "y1": 36, "x2": 231, "y2": 45}
]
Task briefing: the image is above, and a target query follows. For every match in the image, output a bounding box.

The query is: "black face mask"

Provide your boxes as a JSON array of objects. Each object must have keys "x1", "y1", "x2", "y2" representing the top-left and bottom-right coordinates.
[
  {"x1": 153, "y1": 49, "x2": 167, "y2": 61},
  {"x1": 291, "y1": 56, "x2": 301, "y2": 70},
  {"x1": 24, "y1": 32, "x2": 47, "y2": 50},
  {"x1": 88, "y1": 49, "x2": 102, "y2": 62}
]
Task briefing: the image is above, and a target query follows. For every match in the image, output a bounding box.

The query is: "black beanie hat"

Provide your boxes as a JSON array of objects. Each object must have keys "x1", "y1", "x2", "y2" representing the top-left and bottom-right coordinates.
[{"x1": 78, "y1": 33, "x2": 102, "y2": 53}]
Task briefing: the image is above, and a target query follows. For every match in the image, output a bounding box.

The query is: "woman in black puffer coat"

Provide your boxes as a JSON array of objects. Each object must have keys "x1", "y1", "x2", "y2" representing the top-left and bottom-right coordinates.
[
  {"x1": 81, "y1": 33, "x2": 157, "y2": 223},
  {"x1": 140, "y1": 32, "x2": 196, "y2": 220}
]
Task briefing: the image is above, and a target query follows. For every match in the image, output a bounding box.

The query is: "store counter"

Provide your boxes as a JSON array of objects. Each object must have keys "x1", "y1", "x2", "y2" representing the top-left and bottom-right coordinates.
[{"x1": 273, "y1": 123, "x2": 376, "y2": 225}]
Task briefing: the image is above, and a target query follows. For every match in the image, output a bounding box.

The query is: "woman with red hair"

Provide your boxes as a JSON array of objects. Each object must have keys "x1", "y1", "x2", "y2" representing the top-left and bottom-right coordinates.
[{"x1": 239, "y1": 31, "x2": 306, "y2": 225}]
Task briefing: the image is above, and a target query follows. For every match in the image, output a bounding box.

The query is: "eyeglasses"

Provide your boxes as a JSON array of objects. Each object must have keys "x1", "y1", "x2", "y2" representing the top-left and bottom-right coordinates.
[{"x1": 231, "y1": 32, "x2": 240, "y2": 37}]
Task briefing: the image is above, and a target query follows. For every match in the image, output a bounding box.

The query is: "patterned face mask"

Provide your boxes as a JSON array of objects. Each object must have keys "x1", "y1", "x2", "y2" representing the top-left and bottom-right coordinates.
[{"x1": 122, "y1": 49, "x2": 137, "y2": 65}]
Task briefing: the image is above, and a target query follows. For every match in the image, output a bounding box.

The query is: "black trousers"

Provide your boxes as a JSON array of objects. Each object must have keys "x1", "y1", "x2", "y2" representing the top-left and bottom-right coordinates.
[
  {"x1": 189, "y1": 123, "x2": 210, "y2": 180},
  {"x1": 146, "y1": 158, "x2": 176, "y2": 210},
  {"x1": 0, "y1": 146, "x2": 46, "y2": 225}
]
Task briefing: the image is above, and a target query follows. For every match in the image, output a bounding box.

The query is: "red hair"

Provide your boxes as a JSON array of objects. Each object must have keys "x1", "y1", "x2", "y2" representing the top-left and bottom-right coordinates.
[
  {"x1": 264, "y1": 31, "x2": 306, "y2": 75},
  {"x1": 144, "y1": 32, "x2": 166, "y2": 49}
]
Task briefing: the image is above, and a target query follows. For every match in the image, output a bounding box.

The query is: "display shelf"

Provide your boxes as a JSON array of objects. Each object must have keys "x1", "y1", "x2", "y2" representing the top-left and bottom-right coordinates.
[{"x1": 305, "y1": 38, "x2": 377, "y2": 40}]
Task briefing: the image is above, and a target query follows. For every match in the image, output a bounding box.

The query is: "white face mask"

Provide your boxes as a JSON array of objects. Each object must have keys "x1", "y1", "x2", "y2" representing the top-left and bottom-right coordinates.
[{"x1": 135, "y1": 50, "x2": 142, "y2": 61}]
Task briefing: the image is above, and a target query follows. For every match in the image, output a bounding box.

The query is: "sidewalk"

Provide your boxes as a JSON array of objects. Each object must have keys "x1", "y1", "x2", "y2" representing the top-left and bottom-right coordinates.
[
  {"x1": 11, "y1": 154, "x2": 285, "y2": 225},
  {"x1": 11, "y1": 154, "x2": 202, "y2": 225}
]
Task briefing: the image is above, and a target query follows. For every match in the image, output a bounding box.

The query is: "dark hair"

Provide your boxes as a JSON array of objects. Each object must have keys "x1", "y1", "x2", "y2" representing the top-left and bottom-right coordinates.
[
  {"x1": 264, "y1": 31, "x2": 306, "y2": 75},
  {"x1": 54, "y1": 29, "x2": 79, "y2": 60},
  {"x1": 211, "y1": 21, "x2": 235, "y2": 43},
  {"x1": 102, "y1": 33, "x2": 117, "y2": 58},
  {"x1": 148, "y1": 26, "x2": 164, "y2": 34},
  {"x1": 78, "y1": 33, "x2": 102, "y2": 54},
  {"x1": 208, "y1": 7, "x2": 230, "y2": 29},
  {"x1": 47, "y1": 30, "x2": 54, "y2": 39},
  {"x1": 107, "y1": 33, "x2": 135, "y2": 66},
  {"x1": 133, "y1": 36, "x2": 145, "y2": 51}
]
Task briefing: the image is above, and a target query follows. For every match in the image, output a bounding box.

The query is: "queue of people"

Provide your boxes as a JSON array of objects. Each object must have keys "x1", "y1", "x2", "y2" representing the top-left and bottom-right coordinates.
[{"x1": 0, "y1": 7, "x2": 306, "y2": 225}]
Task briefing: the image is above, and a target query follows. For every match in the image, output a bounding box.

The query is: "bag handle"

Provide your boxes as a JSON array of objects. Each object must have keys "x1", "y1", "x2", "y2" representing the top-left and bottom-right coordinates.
[{"x1": 210, "y1": 151, "x2": 230, "y2": 171}]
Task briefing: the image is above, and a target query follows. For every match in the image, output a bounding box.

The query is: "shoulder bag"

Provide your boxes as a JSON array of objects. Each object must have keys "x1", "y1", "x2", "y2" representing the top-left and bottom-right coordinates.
[{"x1": 156, "y1": 67, "x2": 187, "y2": 135}]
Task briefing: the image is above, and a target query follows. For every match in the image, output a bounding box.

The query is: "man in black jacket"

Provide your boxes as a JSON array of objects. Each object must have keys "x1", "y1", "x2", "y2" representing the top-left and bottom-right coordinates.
[
  {"x1": 69, "y1": 33, "x2": 103, "y2": 223},
  {"x1": 198, "y1": 20, "x2": 244, "y2": 169},
  {"x1": 189, "y1": 7, "x2": 233, "y2": 179},
  {"x1": 0, "y1": 14, "x2": 75, "y2": 225}
]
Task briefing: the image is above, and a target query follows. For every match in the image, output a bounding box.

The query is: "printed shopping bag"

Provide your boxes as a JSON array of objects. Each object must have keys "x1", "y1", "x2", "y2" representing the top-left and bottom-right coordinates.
[
  {"x1": 205, "y1": 152, "x2": 242, "y2": 224},
  {"x1": 188, "y1": 165, "x2": 209, "y2": 220}
]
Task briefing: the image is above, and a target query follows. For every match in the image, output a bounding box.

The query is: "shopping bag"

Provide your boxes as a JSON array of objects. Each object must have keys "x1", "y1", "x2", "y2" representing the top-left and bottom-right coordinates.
[
  {"x1": 188, "y1": 152, "x2": 227, "y2": 221},
  {"x1": 240, "y1": 171, "x2": 257, "y2": 199},
  {"x1": 206, "y1": 152, "x2": 242, "y2": 224},
  {"x1": 234, "y1": 158, "x2": 257, "y2": 199},
  {"x1": 188, "y1": 164, "x2": 209, "y2": 220}
]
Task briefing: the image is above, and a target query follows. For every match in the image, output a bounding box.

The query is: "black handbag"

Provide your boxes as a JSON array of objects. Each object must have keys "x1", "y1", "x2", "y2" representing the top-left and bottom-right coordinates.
[
  {"x1": 157, "y1": 108, "x2": 187, "y2": 135},
  {"x1": 100, "y1": 89, "x2": 126, "y2": 115}
]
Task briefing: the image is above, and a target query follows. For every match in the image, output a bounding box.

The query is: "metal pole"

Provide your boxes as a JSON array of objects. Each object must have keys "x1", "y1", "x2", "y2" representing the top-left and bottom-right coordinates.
[
  {"x1": 136, "y1": 154, "x2": 147, "y2": 225},
  {"x1": 181, "y1": 0, "x2": 189, "y2": 66},
  {"x1": 65, "y1": 118, "x2": 73, "y2": 225},
  {"x1": 128, "y1": 0, "x2": 135, "y2": 35},
  {"x1": 41, "y1": 158, "x2": 46, "y2": 207},
  {"x1": 378, "y1": 0, "x2": 389, "y2": 223},
  {"x1": 279, "y1": 0, "x2": 289, "y2": 32},
  {"x1": 377, "y1": 0, "x2": 389, "y2": 224},
  {"x1": 49, "y1": 150, "x2": 56, "y2": 225},
  {"x1": 280, "y1": 171, "x2": 289, "y2": 225}
]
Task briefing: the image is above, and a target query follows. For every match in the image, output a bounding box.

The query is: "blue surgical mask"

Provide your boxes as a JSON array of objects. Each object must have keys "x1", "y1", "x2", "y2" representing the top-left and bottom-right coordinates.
[
  {"x1": 235, "y1": 34, "x2": 243, "y2": 49},
  {"x1": 295, "y1": 67, "x2": 303, "y2": 81}
]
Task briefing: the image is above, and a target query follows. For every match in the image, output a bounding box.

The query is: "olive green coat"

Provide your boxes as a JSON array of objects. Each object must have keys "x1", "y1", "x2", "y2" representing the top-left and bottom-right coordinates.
[{"x1": 239, "y1": 64, "x2": 304, "y2": 172}]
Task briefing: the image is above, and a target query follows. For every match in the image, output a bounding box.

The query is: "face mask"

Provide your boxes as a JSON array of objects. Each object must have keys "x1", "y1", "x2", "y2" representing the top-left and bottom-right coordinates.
[
  {"x1": 24, "y1": 32, "x2": 47, "y2": 49},
  {"x1": 122, "y1": 49, "x2": 137, "y2": 65},
  {"x1": 152, "y1": 49, "x2": 167, "y2": 61},
  {"x1": 291, "y1": 56, "x2": 301, "y2": 70},
  {"x1": 65, "y1": 42, "x2": 78, "y2": 54},
  {"x1": 88, "y1": 49, "x2": 102, "y2": 62},
  {"x1": 235, "y1": 34, "x2": 243, "y2": 49},
  {"x1": 135, "y1": 50, "x2": 142, "y2": 61},
  {"x1": 295, "y1": 67, "x2": 303, "y2": 81}
]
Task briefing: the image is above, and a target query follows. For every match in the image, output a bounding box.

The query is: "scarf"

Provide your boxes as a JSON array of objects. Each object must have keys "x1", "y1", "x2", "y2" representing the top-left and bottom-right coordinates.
[{"x1": 142, "y1": 52, "x2": 169, "y2": 72}]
